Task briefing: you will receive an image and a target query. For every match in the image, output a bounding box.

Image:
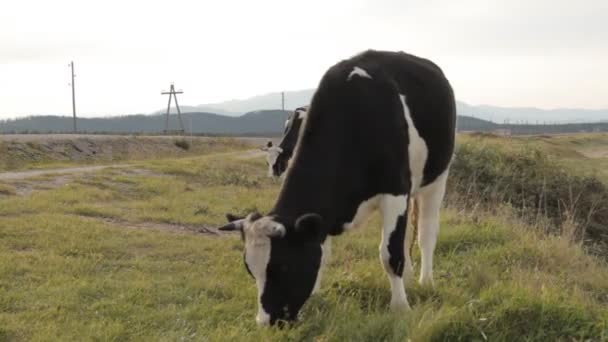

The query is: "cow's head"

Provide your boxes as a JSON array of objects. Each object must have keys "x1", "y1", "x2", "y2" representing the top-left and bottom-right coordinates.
[
  {"x1": 263, "y1": 106, "x2": 309, "y2": 178},
  {"x1": 261, "y1": 141, "x2": 285, "y2": 178},
  {"x1": 218, "y1": 211, "x2": 326, "y2": 325}
]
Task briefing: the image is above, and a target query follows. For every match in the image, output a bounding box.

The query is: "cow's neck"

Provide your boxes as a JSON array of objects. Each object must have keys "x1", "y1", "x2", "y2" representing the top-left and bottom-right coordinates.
[{"x1": 271, "y1": 132, "x2": 368, "y2": 235}]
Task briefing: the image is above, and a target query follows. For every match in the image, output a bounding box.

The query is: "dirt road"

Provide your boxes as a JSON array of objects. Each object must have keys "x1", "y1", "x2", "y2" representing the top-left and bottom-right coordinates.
[{"x1": 0, "y1": 149, "x2": 266, "y2": 181}]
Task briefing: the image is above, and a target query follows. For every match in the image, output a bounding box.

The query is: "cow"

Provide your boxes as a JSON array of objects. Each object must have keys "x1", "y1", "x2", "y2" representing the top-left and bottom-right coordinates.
[
  {"x1": 218, "y1": 50, "x2": 456, "y2": 326},
  {"x1": 262, "y1": 106, "x2": 309, "y2": 178}
]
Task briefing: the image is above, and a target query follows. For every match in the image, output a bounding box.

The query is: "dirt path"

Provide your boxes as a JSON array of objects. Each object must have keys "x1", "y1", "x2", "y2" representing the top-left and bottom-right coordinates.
[
  {"x1": 577, "y1": 148, "x2": 608, "y2": 159},
  {"x1": 0, "y1": 149, "x2": 265, "y2": 182},
  {"x1": 0, "y1": 165, "x2": 130, "y2": 181}
]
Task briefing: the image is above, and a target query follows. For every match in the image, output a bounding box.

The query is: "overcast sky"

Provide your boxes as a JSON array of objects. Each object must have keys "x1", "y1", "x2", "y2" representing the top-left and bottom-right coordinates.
[{"x1": 1, "y1": 0, "x2": 607, "y2": 118}]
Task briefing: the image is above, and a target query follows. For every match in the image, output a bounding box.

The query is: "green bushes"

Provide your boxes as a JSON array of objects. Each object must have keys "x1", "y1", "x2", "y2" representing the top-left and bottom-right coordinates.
[
  {"x1": 448, "y1": 139, "x2": 608, "y2": 255},
  {"x1": 173, "y1": 138, "x2": 191, "y2": 150}
]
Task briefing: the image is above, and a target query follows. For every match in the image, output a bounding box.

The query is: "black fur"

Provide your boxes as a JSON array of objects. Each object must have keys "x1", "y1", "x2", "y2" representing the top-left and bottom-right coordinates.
[
  {"x1": 273, "y1": 109, "x2": 306, "y2": 177},
  {"x1": 388, "y1": 214, "x2": 407, "y2": 276},
  {"x1": 238, "y1": 50, "x2": 455, "y2": 324},
  {"x1": 261, "y1": 227, "x2": 323, "y2": 324}
]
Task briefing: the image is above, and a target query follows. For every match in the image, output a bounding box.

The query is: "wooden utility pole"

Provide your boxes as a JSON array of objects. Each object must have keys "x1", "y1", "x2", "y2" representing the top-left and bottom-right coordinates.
[
  {"x1": 69, "y1": 61, "x2": 77, "y2": 132},
  {"x1": 161, "y1": 83, "x2": 185, "y2": 134}
]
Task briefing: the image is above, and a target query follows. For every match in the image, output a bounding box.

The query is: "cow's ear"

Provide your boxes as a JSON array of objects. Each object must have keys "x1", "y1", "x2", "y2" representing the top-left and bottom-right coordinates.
[
  {"x1": 294, "y1": 213, "x2": 324, "y2": 241},
  {"x1": 247, "y1": 212, "x2": 263, "y2": 222}
]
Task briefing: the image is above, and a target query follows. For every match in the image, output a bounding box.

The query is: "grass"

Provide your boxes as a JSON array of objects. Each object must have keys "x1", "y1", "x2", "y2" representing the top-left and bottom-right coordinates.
[
  {"x1": 0, "y1": 183, "x2": 17, "y2": 196},
  {"x1": 458, "y1": 133, "x2": 608, "y2": 182},
  {"x1": 451, "y1": 133, "x2": 608, "y2": 257},
  {"x1": 1, "y1": 135, "x2": 608, "y2": 340},
  {"x1": 0, "y1": 136, "x2": 249, "y2": 172}
]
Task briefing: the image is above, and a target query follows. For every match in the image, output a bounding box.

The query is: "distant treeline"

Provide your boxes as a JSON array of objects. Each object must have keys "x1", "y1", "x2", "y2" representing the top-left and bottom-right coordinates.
[
  {"x1": 457, "y1": 116, "x2": 608, "y2": 135},
  {"x1": 1, "y1": 111, "x2": 607, "y2": 136}
]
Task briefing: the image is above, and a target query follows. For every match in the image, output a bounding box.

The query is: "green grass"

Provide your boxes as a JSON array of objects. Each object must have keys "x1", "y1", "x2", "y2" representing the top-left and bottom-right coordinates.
[
  {"x1": 1, "y1": 144, "x2": 608, "y2": 341},
  {"x1": 0, "y1": 183, "x2": 17, "y2": 196},
  {"x1": 0, "y1": 137, "x2": 249, "y2": 172},
  {"x1": 458, "y1": 133, "x2": 608, "y2": 182},
  {"x1": 451, "y1": 133, "x2": 608, "y2": 257}
]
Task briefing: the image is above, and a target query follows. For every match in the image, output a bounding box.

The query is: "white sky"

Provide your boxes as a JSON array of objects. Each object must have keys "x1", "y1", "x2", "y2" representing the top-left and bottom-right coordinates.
[{"x1": 1, "y1": 0, "x2": 607, "y2": 118}]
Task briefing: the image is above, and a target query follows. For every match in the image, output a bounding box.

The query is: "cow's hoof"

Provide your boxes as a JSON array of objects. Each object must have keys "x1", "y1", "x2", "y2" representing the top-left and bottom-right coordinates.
[{"x1": 390, "y1": 300, "x2": 411, "y2": 312}]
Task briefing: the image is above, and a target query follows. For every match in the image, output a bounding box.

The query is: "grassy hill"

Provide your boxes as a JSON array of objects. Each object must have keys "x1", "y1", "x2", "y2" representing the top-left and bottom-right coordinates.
[
  {"x1": 0, "y1": 110, "x2": 291, "y2": 136},
  {"x1": 2, "y1": 110, "x2": 607, "y2": 136},
  {"x1": 1, "y1": 134, "x2": 607, "y2": 340}
]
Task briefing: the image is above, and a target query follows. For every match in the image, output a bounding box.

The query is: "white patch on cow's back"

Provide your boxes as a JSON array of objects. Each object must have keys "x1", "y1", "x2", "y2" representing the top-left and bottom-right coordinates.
[
  {"x1": 400, "y1": 94, "x2": 428, "y2": 193},
  {"x1": 347, "y1": 66, "x2": 372, "y2": 81}
]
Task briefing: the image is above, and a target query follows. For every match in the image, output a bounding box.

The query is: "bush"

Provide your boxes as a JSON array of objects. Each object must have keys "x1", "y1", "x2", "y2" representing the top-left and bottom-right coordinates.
[
  {"x1": 447, "y1": 140, "x2": 608, "y2": 256},
  {"x1": 173, "y1": 139, "x2": 191, "y2": 150}
]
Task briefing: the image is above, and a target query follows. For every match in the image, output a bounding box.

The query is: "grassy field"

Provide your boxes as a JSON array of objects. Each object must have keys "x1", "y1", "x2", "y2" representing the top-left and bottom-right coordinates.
[
  {"x1": 458, "y1": 133, "x2": 608, "y2": 182},
  {"x1": 1, "y1": 134, "x2": 608, "y2": 341},
  {"x1": 0, "y1": 135, "x2": 255, "y2": 172}
]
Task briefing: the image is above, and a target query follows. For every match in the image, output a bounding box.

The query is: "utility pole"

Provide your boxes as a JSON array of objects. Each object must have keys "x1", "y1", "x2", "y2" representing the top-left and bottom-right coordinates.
[
  {"x1": 161, "y1": 83, "x2": 185, "y2": 134},
  {"x1": 69, "y1": 61, "x2": 77, "y2": 133},
  {"x1": 281, "y1": 91, "x2": 285, "y2": 111}
]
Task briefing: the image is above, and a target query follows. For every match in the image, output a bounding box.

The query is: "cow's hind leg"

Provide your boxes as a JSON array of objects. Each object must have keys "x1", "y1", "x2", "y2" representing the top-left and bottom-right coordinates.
[
  {"x1": 417, "y1": 170, "x2": 448, "y2": 286},
  {"x1": 379, "y1": 194, "x2": 411, "y2": 311}
]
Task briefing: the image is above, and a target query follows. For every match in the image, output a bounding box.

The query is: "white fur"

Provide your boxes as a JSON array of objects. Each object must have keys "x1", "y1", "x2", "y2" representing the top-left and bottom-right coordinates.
[
  {"x1": 296, "y1": 108, "x2": 308, "y2": 120},
  {"x1": 400, "y1": 94, "x2": 428, "y2": 193},
  {"x1": 347, "y1": 66, "x2": 372, "y2": 81},
  {"x1": 379, "y1": 194, "x2": 411, "y2": 310},
  {"x1": 243, "y1": 217, "x2": 285, "y2": 325},
  {"x1": 403, "y1": 204, "x2": 415, "y2": 283},
  {"x1": 265, "y1": 146, "x2": 283, "y2": 177},
  {"x1": 343, "y1": 195, "x2": 380, "y2": 231},
  {"x1": 416, "y1": 169, "x2": 448, "y2": 286},
  {"x1": 245, "y1": 238, "x2": 272, "y2": 325}
]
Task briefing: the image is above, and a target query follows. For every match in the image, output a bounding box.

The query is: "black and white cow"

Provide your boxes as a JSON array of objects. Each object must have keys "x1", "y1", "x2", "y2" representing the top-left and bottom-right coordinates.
[
  {"x1": 263, "y1": 106, "x2": 309, "y2": 178},
  {"x1": 219, "y1": 50, "x2": 456, "y2": 325}
]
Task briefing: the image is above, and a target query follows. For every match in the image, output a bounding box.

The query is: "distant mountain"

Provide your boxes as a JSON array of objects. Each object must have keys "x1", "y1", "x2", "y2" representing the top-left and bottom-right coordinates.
[
  {"x1": 457, "y1": 116, "x2": 499, "y2": 131},
  {"x1": 196, "y1": 89, "x2": 314, "y2": 115},
  {"x1": 152, "y1": 106, "x2": 240, "y2": 117},
  {"x1": 152, "y1": 90, "x2": 314, "y2": 116},
  {"x1": 0, "y1": 110, "x2": 291, "y2": 135},
  {"x1": 191, "y1": 89, "x2": 608, "y2": 123},
  {"x1": 4, "y1": 87, "x2": 607, "y2": 135},
  {"x1": 456, "y1": 102, "x2": 608, "y2": 124},
  {"x1": 2, "y1": 112, "x2": 607, "y2": 136}
]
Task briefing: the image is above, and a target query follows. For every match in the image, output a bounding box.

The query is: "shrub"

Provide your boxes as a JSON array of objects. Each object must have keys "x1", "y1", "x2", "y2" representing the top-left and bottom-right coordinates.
[
  {"x1": 447, "y1": 140, "x2": 608, "y2": 256},
  {"x1": 173, "y1": 139, "x2": 191, "y2": 150}
]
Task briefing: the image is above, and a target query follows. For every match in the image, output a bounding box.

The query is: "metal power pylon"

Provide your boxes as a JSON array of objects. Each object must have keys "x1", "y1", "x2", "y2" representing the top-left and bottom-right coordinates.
[{"x1": 161, "y1": 83, "x2": 185, "y2": 134}]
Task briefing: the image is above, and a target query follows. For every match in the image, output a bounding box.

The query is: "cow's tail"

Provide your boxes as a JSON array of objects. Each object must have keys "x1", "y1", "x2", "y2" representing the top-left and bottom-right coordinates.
[{"x1": 407, "y1": 197, "x2": 419, "y2": 258}]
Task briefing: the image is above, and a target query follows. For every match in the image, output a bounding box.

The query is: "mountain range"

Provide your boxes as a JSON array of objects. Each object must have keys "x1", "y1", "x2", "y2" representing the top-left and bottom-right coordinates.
[
  {"x1": 1, "y1": 89, "x2": 606, "y2": 135},
  {"x1": 174, "y1": 89, "x2": 607, "y2": 124}
]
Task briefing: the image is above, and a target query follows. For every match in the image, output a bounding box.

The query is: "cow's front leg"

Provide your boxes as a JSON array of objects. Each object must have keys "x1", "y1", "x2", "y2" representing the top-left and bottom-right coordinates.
[{"x1": 379, "y1": 194, "x2": 411, "y2": 311}]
